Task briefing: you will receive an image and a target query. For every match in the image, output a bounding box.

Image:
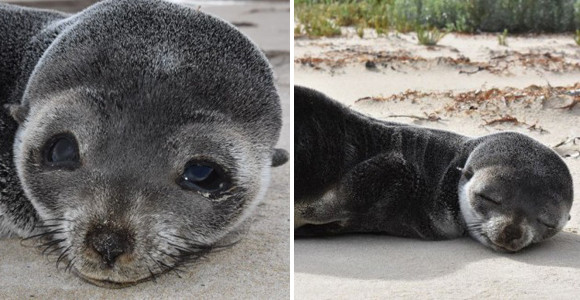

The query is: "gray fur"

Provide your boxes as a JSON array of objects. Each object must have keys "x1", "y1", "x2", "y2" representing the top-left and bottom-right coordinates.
[
  {"x1": 0, "y1": 4, "x2": 67, "y2": 237},
  {"x1": 0, "y1": 0, "x2": 286, "y2": 287},
  {"x1": 294, "y1": 86, "x2": 573, "y2": 253}
]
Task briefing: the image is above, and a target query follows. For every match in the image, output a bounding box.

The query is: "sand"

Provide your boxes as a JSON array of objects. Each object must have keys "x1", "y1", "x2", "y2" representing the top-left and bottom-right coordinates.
[
  {"x1": 295, "y1": 31, "x2": 580, "y2": 299},
  {"x1": 0, "y1": 1, "x2": 290, "y2": 299}
]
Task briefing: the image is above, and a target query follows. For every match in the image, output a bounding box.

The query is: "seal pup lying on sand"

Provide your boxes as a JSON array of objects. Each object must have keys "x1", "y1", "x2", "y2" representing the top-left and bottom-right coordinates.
[
  {"x1": 0, "y1": 0, "x2": 287, "y2": 287},
  {"x1": 294, "y1": 86, "x2": 573, "y2": 253}
]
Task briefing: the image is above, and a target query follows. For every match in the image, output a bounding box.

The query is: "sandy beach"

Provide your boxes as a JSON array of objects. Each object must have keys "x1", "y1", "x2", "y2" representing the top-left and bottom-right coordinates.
[
  {"x1": 0, "y1": 1, "x2": 290, "y2": 299},
  {"x1": 295, "y1": 31, "x2": 580, "y2": 299}
]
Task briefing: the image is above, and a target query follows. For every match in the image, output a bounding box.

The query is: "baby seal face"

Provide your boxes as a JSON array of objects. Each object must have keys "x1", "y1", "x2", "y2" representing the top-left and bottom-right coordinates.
[
  {"x1": 14, "y1": 87, "x2": 275, "y2": 286},
  {"x1": 458, "y1": 132, "x2": 573, "y2": 252}
]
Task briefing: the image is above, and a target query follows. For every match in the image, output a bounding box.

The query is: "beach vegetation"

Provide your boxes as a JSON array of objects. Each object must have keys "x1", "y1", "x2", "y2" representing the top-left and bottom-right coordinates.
[
  {"x1": 416, "y1": 26, "x2": 446, "y2": 45},
  {"x1": 295, "y1": 0, "x2": 580, "y2": 38},
  {"x1": 498, "y1": 29, "x2": 508, "y2": 46}
]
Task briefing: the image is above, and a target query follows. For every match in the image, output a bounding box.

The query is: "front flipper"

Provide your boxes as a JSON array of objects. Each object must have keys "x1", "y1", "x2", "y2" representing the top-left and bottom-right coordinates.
[{"x1": 295, "y1": 152, "x2": 423, "y2": 237}]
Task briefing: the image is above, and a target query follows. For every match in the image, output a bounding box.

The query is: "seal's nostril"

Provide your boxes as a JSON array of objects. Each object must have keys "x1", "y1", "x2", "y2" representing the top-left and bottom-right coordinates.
[
  {"x1": 87, "y1": 229, "x2": 131, "y2": 267},
  {"x1": 502, "y1": 224, "x2": 522, "y2": 242}
]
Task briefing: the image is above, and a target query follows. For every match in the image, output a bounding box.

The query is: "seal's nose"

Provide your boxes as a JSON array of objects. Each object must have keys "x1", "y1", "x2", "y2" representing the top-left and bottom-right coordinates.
[
  {"x1": 502, "y1": 224, "x2": 523, "y2": 242},
  {"x1": 87, "y1": 228, "x2": 131, "y2": 267},
  {"x1": 496, "y1": 223, "x2": 524, "y2": 251}
]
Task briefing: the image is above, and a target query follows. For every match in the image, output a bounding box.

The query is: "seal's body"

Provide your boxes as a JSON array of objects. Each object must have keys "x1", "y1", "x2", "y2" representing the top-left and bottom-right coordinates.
[
  {"x1": 295, "y1": 86, "x2": 573, "y2": 252},
  {"x1": 0, "y1": 0, "x2": 286, "y2": 287},
  {"x1": 0, "y1": 4, "x2": 66, "y2": 237}
]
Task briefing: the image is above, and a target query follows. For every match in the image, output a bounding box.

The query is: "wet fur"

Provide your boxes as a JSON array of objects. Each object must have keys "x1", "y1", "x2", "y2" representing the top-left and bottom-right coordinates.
[
  {"x1": 294, "y1": 86, "x2": 573, "y2": 251},
  {"x1": 0, "y1": 0, "x2": 286, "y2": 286}
]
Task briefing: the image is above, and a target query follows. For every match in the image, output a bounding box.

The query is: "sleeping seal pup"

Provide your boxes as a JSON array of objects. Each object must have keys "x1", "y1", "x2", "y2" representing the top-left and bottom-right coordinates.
[
  {"x1": 294, "y1": 86, "x2": 573, "y2": 253},
  {"x1": 0, "y1": 0, "x2": 287, "y2": 287}
]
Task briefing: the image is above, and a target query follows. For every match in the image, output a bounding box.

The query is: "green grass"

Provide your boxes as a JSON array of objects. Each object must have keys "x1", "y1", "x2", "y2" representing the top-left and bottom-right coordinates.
[
  {"x1": 295, "y1": 0, "x2": 392, "y2": 37},
  {"x1": 295, "y1": 0, "x2": 580, "y2": 38},
  {"x1": 356, "y1": 22, "x2": 366, "y2": 38},
  {"x1": 417, "y1": 27, "x2": 446, "y2": 45},
  {"x1": 498, "y1": 29, "x2": 509, "y2": 46},
  {"x1": 295, "y1": 5, "x2": 341, "y2": 37}
]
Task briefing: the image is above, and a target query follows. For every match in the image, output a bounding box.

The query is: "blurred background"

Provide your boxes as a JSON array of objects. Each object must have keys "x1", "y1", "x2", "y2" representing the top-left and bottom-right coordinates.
[{"x1": 295, "y1": 0, "x2": 580, "y2": 37}]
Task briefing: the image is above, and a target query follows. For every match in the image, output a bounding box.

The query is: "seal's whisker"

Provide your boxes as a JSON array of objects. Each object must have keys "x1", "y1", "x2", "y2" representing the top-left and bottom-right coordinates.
[
  {"x1": 147, "y1": 254, "x2": 168, "y2": 274},
  {"x1": 38, "y1": 238, "x2": 66, "y2": 249},
  {"x1": 22, "y1": 231, "x2": 57, "y2": 241},
  {"x1": 34, "y1": 223, "x2": 63, "y2": 229},
  {"x1": 168, "y1": 265, "x2": 184, "y2": 279},
  {"x1": 212, "y1": 239, "x2": 241, "y2": 250},
  {"x1": 40, "y1": 230, "x2": 71, "y2": 237},
  {"x1": 174, "y1": 248, "x2": 212, "y2": 264},
  {"x1": 155, "y1": 258, "x2": 174, "y2": 272},
  {"x1": 165, "y1": 233, "x2": 200, "y2": 243},
  {"x1": 44, "y1": 244, "x2": 67, "y2": 256},
  {"x1": 65, "y1": 257, "x2": 76, "y2": 273},
  {"x1": 165, "y1": 233, "x2": 234, "y2": 250},
  {"x1": 158, "y1": 250, "x2": 180, "y2": 262},
  {"x1": 155, "y1": 258, "x2": 183, "y2": 279},
  {"x1": 165, "y1": 241, "x2": 211, "y2": 254},
  {"x1": 56, "y1": 246, "x2": 72, "y2": 269},
  {"x1": 22, "y1": 227, "x2": 69, "y2": 241},
  {"x1": 157, "y1": 233, "x2": 210, "y2": 249},
  {"x1": 147, "y1": 266, "x2": 157, "y2": 283}
]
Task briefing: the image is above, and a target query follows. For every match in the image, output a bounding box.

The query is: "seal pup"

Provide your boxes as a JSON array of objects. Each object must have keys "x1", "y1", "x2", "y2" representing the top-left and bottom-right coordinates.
[
  {"x1": 294, "y1": 86, "x2": 573, "y2": 253},
  {"x1": 0, "y1": 0, "x2": 287, "y2": 287}
]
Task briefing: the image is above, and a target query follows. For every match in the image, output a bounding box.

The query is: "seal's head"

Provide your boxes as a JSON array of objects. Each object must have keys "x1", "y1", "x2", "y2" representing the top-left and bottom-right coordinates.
[
  {"x1": 458, "y1": 132, "x2": 573, "y2": 252},
  {"x1": 10, "y1": 0, "x2": 285, "y2": 287}
]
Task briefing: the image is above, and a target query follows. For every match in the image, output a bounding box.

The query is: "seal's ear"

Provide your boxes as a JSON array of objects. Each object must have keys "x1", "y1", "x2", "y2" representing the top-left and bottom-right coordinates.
[
  {"x1": 271, "y1": 148, "x2": 289, "y2": 167},
  {"x1": 4, "y1": 104, "x2": 29, "y2": 124}
]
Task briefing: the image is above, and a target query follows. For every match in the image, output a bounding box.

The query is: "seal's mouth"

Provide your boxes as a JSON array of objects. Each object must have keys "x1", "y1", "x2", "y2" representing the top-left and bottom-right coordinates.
[
  {"x1": 73, "y1": 269, "x2": 159, "y2": 289},
  {"x1": 466, "y1": 220, "x2": 528, "y2": 253},
  {"x1": 29, "y1": 217, "x2": 218, "y2": 288},
  {"x1": 481, "y1": 234, "x2": 522, "y2": 253}
]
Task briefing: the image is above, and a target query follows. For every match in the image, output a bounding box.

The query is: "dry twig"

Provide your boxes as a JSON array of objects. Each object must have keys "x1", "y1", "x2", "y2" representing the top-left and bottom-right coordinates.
[{"x1": 386, "y1": 112, "x2": 442, "y2": 122}]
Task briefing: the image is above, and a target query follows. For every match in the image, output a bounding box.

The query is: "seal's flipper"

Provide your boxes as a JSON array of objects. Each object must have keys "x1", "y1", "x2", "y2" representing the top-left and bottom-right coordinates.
[{"x1": 271, "y1": 148, "x2": 289, "y2": 167}]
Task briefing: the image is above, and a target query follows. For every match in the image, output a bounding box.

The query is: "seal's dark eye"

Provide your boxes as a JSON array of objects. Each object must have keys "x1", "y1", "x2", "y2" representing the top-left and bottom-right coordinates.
[
  {"x1": 43, "y1": 133, "x2": 80, "y2": 169},
  {"x1": 178, "y1": 162, "x2": 229, "y2": 193}
]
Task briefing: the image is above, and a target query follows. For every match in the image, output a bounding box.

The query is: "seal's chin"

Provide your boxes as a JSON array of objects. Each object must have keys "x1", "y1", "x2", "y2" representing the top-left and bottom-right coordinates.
[
  {"x1": 473, "y1": 231, "x2": 528, "y2": 253},
  {"x1": 465, "y1": 223, "x2": 528, "y2": 253},
  {"x1": 482, "y1": 235, "x2": 522, "y2": 253},
  {"x1": 71, "y1": 256, "x2": 167, "y2": 288},
  {"x1": 73, "y1": 269, "x2": 156, "y2": 289}
]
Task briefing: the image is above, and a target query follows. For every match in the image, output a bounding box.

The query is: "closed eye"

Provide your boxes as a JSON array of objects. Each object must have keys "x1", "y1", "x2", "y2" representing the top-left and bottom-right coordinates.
[
  {"x1": 476, "y1": 193, "x2": 500, "y2": 205},
  {"x1": 538, "y1": 220, "x2": 556, "y2": 230}
]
